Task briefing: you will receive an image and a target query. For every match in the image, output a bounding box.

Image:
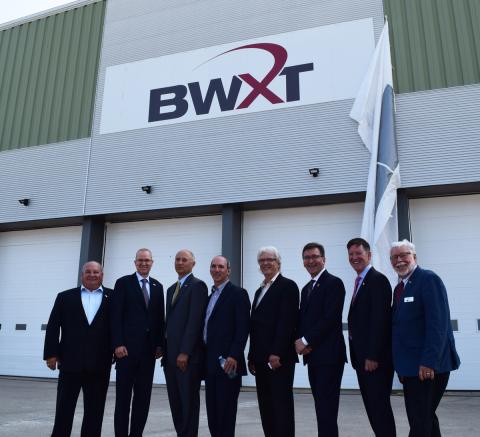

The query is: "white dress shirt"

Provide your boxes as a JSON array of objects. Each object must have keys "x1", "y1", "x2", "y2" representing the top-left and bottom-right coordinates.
[{"x1": 80, "y1": 286, "x2": 103, "y2": 325}]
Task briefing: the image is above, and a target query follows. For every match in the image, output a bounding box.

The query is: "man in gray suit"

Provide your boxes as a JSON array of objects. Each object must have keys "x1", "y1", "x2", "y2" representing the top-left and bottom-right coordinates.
[{"x1": 163, "y1": 249, "x2": 208, "y2": 437}]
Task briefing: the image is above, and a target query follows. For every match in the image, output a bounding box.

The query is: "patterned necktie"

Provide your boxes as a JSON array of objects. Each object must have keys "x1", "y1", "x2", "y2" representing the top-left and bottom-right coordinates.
[
  {"x1": 141, "y1": 278, "x2": 149, "y2": 307},
  {"x1": 351, "y1": 276, "x2": 362, "y2": 304},
  {"x1": 394, "y1": 280, "x2": 405, "y2": 305},
  {"x1": 172, "y1": 281, "x2": 181, "y2": 305}
]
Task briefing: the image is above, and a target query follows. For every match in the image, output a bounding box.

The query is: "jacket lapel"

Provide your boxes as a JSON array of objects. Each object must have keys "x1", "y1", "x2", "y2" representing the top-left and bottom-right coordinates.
[
  {"x1": 208, "y1": 282, "x2": 230, "y2": 321},
  {"x1": 90, "y1": 287, "x2": 109, "y2": 325},
  {"x1": 76, "y1": 287, "x2": 90, "y2": 326}
]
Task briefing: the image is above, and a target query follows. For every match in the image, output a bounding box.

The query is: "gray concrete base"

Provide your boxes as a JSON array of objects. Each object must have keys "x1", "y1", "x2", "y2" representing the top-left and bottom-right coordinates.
[{"x1": 0, "y1": 377, "x2": 478, "y2": 436}]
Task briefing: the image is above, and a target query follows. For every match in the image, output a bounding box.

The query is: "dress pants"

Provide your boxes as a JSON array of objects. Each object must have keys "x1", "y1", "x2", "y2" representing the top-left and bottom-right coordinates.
[
  {"x1": 307, "y1": 362, "x2": 344, "y2": 437},
  {"x1": 356, "y1": 365, "x2": 396, "y2": 436},
  {"x1": 114, "y1": 353, "x2": 156, "y2": 437},
  {"x1": 254, "y1": 361, "x2": 295, "y2": 437},
  {"x1": 205, "y1": 372, "x2": 241, "y2": 437},
  {"x1": 51, "y1": 369, "x2": 110, "y2": 437},
  {"x1": 164, "y1": 361, "x2": 201, "y2": 437},
  {"x1": 403, "y1": 372, "x2": 450, "y2": 437}
]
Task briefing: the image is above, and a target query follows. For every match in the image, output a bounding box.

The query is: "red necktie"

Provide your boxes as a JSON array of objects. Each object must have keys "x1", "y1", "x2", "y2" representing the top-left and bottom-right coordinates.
[
  {"x1": 351, "y1": 276, "x2": 362, "y2": 304},
  {"x1": 394, "y1": 281, "x2": 405, "y2": 304}
]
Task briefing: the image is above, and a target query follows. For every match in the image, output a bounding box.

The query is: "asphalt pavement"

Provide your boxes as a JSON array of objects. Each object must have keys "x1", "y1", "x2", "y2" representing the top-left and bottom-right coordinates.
[{"x1": 0, "y1": 377, "x2": 478, "y2": 436}]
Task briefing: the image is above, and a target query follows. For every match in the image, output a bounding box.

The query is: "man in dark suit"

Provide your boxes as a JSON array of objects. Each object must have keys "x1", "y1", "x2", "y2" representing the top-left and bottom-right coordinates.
[
  {"x1": 44, "y1": 261, "x2": 112, "y2": 437},
  {"x1": 111, "y1": 248, "x2": 165, "y2": 437},
  {"x1": 346, "y1": 237, "x2": 396, "y2": 436},
  {"x1": 390, "y1": 239, "x2": 460, "y2": 437},
  {"x1": 164, "y1": 249, "x2": 208, "y2": 437},
  {"x1": 203, "y1": 255, "x2": 251, "y2": 437},
  {"x1": 295, "y1": 242, "x2": 346, "y2": 437},
  {"x1": 248, "y1": 246, "x2": 299, "y2": 437}
]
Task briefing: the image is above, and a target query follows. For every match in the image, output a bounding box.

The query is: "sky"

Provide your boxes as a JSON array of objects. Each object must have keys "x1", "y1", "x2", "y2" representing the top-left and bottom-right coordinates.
[{"x1": 0, "y1": 0, "x2": 74, "y2": 25}]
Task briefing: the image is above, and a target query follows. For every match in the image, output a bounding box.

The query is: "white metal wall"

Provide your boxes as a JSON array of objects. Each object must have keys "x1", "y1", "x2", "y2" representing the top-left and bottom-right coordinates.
[
  {"x1": 0, "y1": 226, "x2": 82, "y2": 377},
  {"x1": 410, "y1": 194, "x2": 480, "y2": 390},
  {"x1": 103, "y1": 215, "x2": 222, "y2": 383},
  {"x1": 242, "y1": 202, "x2": 364, "y2": 388}
]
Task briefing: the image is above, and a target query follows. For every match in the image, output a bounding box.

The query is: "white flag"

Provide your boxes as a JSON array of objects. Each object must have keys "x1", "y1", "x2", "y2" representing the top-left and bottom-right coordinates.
[{"x1": 350, "y1": 21, "x2": 400, "y2": 285}]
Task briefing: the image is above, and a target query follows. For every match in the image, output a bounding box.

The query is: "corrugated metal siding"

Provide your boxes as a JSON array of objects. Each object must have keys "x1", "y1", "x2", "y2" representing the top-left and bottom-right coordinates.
[
  {"x1": 85, "y1": 0, "x2": 385, "y2": 215},
  {"x1": 384, "y1": 0, "x2": 480, "y2": 93},
  {"x1": 0, "y1": 1, "x2": 105, "y2": 151},
  {"x1": 396, "y1": 84, "x2": 480, "y2": 188},
  {"x1": 0, "y1": 138, "x2": 91, "y2": 223}
]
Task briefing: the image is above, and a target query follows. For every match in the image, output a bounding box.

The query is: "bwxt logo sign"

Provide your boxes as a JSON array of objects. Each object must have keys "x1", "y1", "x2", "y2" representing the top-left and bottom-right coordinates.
[{"x1": 148, "y1": 43, "x2": 314, "y2": 122}]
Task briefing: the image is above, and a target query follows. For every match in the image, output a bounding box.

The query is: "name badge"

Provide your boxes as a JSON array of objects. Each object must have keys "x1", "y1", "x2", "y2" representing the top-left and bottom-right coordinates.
[{"x1": 404, "y1": 296, "x2": 414, "y2": 303}]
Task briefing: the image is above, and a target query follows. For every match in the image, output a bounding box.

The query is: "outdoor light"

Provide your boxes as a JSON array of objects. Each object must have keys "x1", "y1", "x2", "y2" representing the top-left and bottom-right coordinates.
[
  {"x1": 18, "y1": 198, "x2": 30, "y2": 206},
  {"x1": 308, "y1": 168, "x2": 319, "y2": 177},
  {"x1": 141, "y1": 185, "x2": 152, "y2": 194}
]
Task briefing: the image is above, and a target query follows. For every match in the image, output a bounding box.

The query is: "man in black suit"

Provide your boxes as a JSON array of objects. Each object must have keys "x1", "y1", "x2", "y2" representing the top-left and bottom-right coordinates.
[
  {"x1": 164, "y1": 249, "x2": 208, "y2": 437},
  {"x1": 44, "y1": 261, "x2": 112, "y2": 437},
  {"x1": 248, "y1": 246, "x2": 299, "y2": 437},
  {"x1": 203, "y1": 255, "x2": 251, "y2": 437},
  {"x1": 295, "y1": 242, "x2": 347, "y2": 437},
  {"x1": 347, "y1": 238, "x2": 396, "y2": 436},
  {"x1": 111, "y1": 248, "x2": 165, "y2": 437}
]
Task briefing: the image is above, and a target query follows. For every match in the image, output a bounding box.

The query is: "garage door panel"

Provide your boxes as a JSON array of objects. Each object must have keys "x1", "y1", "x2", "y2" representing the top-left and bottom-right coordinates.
[
  {"x1": 0, "y1": 227, "x2": 82, "y2": 377},
  {"x1": 103, "y1": 216, "x2": 222, "y2": 383},
  {"x1": 410, "y1": 195, "x2": 480, "y2": 389},
  {"x1": 243, "y1": 203, "x2": 364, "y2": 389}
]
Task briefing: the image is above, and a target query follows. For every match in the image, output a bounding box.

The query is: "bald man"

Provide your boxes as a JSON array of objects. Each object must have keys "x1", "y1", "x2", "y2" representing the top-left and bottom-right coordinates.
[
  {"x1": 164, "y1": 249, "x2": 208, "y2": 437},
  {"x1": 44, "y1": 261, "x2": 113, "y2": 437}
]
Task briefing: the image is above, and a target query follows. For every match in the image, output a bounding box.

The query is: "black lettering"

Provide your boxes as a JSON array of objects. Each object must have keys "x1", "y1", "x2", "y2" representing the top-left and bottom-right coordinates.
[
  {"x1": 188, "y1": 76, "x2": 242, "y2": 115},
  {"x1": 280, "y1": 63, "x2": 314, "y2": 102},
  {"x1": 148, "y1": 85, "x2": 188, "y2": 122}
]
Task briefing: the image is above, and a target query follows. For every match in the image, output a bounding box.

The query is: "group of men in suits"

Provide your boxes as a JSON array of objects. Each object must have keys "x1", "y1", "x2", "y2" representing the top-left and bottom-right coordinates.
[{"x1": 44, "y1": 238, "x2": 459, "y2": 437}]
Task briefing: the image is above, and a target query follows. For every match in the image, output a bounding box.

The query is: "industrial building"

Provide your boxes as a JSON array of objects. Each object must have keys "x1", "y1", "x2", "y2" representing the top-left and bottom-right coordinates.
[{"x1": 0, "y1": 0, "x2": 478, "y2": 390}]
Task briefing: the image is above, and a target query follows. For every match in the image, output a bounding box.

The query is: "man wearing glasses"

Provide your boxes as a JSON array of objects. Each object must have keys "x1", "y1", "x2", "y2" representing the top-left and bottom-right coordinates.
[
  {"x1": 248, "y1": 246, "x2": 299, "y2": 437},
  {"x1": 295, "y1": 242, "x2": 347, "y2": 437},
  {"x1": 111, "y1": 248, "x2": 165, "y2": 437},
  {"x1": 390, "y1": 239, "x2": 460, "y2": 437}
]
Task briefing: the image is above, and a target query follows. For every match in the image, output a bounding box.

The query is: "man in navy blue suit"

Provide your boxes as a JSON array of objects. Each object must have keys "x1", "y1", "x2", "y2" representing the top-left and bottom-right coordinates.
[
  {"x1": 203, "y1": 255, "x2": 250, "y2": 437},
  {"x1": 111, "y1": 248, "x2": 165, "y2": 437},
  {"x1": 390, "y1": 239, "x2": 460, "y2": 437},
  {"x1": 44, "y1": 261, "x2": 112, "y2": 437},
  {"x1": 295, "y1": 242, "x2": 347, "y2": 437},
  {"x1": 347, "y1": 238, "x2": 396, "y2": 436}
]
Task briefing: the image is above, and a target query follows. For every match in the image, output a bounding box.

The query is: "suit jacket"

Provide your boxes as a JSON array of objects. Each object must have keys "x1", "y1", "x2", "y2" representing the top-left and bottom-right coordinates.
[
  {"x1": 110, "y1": 273, "x2": 165, "y2": 357},
  {"x1": 392, "y1": 266, "x2": 460, "y2": 377},
  {"x1": 347, "y1": 267, "x2": 393, "y2": 370},
  {"x1": 43, "y1": 286, "x2": 113, "y2": 373},
  {"x1": 164, "y1": 274, "x2": 208, "y2": 366},
  {"x1": 204, "y1": 282, "x2": 251, "y2": 376},
  {"x1": 248, "y1": 274, "x2": 299, "y2": 365},
  {"x1": 297, "y1": 270, "x2": 347, "y2": 366}
]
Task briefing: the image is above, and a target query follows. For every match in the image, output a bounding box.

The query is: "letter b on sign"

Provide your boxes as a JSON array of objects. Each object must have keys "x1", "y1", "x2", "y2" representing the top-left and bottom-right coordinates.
[{"x1": 148, "y1": 85, "x2": 188, "y2": 122}]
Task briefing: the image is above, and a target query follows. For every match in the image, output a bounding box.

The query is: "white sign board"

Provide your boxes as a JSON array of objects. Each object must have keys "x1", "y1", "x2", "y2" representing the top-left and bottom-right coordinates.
[{"x1": 100, "y1": 18, "x2": 375, "y2": 134}]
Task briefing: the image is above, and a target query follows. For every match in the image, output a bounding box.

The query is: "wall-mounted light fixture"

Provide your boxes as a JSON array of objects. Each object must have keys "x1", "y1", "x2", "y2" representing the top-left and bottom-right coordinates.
[
  {"x1": 141, "y1": 185, "x2": 152, "y2": 194},
  {"x1": 308, "y1": 168, "x2": 319, "y2": 177},
  {"x1": 18, "y1": 198, "x2": 30, "y2": 206}
]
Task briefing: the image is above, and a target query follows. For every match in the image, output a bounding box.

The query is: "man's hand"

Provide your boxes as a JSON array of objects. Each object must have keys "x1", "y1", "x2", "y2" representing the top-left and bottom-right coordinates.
[
  {"x1": 115, "y1": 346, "x2": 128, "y2": 359},
  {"x1": 155, "y1": 347, "x2": 163, "y2": 359},
  {"x1": 176, "y1": 353, "x2": 189, "y2": 372},
  {"x1": 268, "y1": 354, "x2": 282, "y2": 370},
  {"x1": 248, "y1": 361, "x2": 256, "y2": 375},
  {"x1": 364, "y1": 359, "x2": 379, "y2": 372},
  {"x1": 419, "y1": 365, "x2": 435, "y2": 381},
  {"x1": 295, "y1": 338, "x2": 307, "y2": 355},
  {"x1": 223, "y1": 357, "x2": 238, "y2": 375},
  {"x1": 46, "y1": 357, "x2": 58, "y2": 370}
]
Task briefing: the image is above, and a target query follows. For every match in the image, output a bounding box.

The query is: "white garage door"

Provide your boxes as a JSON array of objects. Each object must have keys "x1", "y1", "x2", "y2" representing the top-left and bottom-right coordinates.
[
  {"x1": 0, "y1": 226, "x2": 82, "y2": 377},
  {"x1": 410, "y1": 194, "x2": 480, "y2": 390},
  {"x1": 242, "y1": 203, "x2": 364, "y2": 389},
  {"x1": 103, "y1": 215, "x2": 222, "y2": 383}
]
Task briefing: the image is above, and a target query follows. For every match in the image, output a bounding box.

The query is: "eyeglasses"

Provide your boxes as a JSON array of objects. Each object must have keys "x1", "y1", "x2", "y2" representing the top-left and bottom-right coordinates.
[
  {"x1": 258, "y1": 257, "x2": 277, "y2": 264},
  {"x1": 302, "y1": 255, "x2": 324, "y2": 261},
  {"x1": 390, "y1": 252, "x2": 412, "y2": 261}
]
